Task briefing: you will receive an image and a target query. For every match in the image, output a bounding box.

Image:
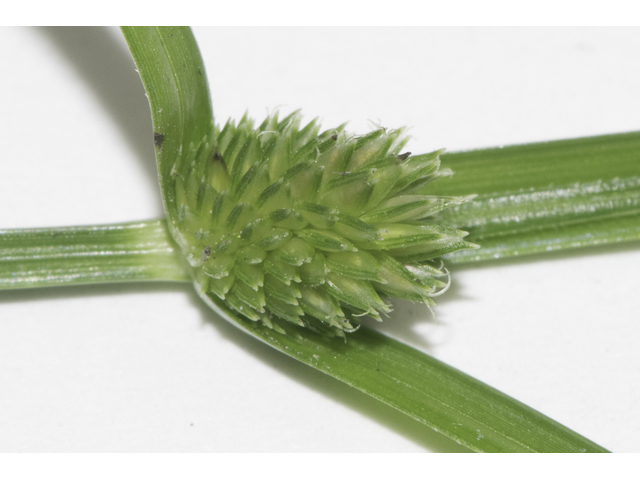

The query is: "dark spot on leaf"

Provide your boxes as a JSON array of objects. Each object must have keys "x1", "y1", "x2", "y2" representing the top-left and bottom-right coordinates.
[
  {"x1": 398, "y1": 152, "x2": 411, "y2": 161},
  {"x1": 201, "y1": 246, "x2": 212, "y2": 262},
  {"x1": 331, "y1": 134, "x2": 338, "y2": 141},
  {"x1": 213, "y1": 151, "x2": 223, "y2": 161},
  {"x1": 198, "y1": 67, "x2": 202, "y2": 76},
  {"x1": 154, "y1": 132, "x2": 164, "y2": 147}
]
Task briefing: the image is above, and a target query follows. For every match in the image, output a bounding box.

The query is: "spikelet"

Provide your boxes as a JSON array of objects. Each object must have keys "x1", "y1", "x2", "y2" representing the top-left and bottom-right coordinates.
[{"x1": 168, "y1": 111, "x2": 477, "y2": 338}]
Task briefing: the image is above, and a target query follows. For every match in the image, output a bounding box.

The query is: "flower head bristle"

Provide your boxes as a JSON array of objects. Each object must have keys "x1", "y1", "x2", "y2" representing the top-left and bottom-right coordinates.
[{"x1": 168, "y1": 111, "x2": 477, "y2": 337}]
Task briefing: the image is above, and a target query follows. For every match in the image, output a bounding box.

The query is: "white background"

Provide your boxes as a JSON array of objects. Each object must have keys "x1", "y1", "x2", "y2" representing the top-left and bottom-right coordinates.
[{"x1": 0, "y1": 27, "x2": 639, "y2": 452}]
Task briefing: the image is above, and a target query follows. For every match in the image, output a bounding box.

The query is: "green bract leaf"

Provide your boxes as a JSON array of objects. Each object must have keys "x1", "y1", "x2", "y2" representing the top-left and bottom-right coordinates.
[
  {"x1": 0, "y1": 220, "x2": 188, "y2": 288},
  {"x1": 120, "y1": 27, "x2": 214, "y2": 231},
  {"x1": 431, "y1": 132, "x2": 640, "y2": 263},
  {"x1": 199, "y1": 292, "x2": 609, "y2": 453}
]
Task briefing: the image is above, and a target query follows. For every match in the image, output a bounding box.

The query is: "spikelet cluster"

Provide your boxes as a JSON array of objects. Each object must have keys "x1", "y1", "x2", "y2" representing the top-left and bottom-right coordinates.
[{"x1": 168, "y1": 111, "x2": 476, "y2": 337}]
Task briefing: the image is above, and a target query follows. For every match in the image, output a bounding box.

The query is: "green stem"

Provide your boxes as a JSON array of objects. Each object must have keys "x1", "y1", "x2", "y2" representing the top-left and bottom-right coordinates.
[{"x1": 0, "y1": 220, "x2": 189, "y2": 289}]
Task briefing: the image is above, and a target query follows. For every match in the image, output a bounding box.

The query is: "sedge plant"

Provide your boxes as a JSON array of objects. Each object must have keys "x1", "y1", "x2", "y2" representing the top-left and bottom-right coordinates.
[{"x1": 1, "y1": 27, "x2": 639, "y2": 452}]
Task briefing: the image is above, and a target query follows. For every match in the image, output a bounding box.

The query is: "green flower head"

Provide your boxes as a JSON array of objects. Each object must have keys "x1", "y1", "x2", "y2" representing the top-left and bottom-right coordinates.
[{"x1": 167, "y1": 111, "x2": 477, "y2": 338}]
